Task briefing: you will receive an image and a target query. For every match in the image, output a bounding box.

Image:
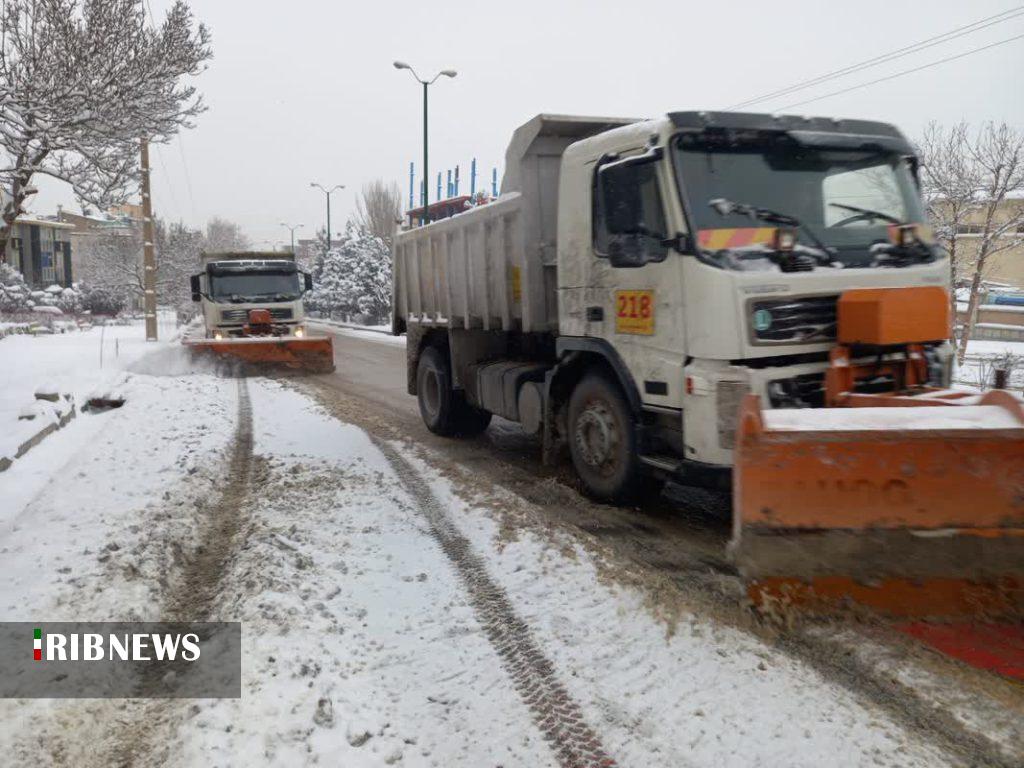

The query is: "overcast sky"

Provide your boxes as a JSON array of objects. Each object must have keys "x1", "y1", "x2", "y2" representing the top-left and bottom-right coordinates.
[{"x1": 29, "y1": 0, "x2": 1024, "y2": 247}]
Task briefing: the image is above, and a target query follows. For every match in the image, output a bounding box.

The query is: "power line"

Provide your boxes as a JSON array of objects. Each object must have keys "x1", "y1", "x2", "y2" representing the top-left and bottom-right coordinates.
[
  {"x1": 175, "y1": 133, "x2": 198, "y2": 223},
  {"x1": 775, "y1": 32, "x2": 1024, "y2": 111},
  {"x1": 727, "y1": 6, "x2": 1024, "y2": 110},
  {"x1": 152, "y1": 143, "x2": 182, "y2": 222}
]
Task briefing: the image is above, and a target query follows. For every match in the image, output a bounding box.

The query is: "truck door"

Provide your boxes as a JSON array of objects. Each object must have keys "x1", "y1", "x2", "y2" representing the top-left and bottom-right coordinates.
[{"x1": 588, "y1": 150, "x2": 686, "y2": 409}]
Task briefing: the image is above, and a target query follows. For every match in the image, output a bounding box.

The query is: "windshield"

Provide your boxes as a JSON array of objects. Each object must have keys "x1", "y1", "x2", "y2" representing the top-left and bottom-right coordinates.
[
  {"x1": 672, "y1": 133, "x2": 929, "y2": 270},
  {"x1": 208, "y1": 270, "x2": 302, "y2": 302}
]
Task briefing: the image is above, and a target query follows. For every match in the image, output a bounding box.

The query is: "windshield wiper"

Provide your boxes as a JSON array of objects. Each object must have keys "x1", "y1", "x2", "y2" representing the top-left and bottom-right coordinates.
[
  {"x1": 829, "y1": 202, "x2": 903, "y2": 226},
  {"x1": 707, "y1": 198, "x2": 837, "y2": 267},
  {"x1": 827, "y1": 204, "x2": 935, "y2": 266}
]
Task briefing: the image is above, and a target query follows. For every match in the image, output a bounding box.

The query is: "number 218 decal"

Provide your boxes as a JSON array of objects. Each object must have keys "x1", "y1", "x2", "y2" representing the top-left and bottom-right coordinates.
[{"x1": 615, "y1": 290, "x2": 654, "y2": 335}]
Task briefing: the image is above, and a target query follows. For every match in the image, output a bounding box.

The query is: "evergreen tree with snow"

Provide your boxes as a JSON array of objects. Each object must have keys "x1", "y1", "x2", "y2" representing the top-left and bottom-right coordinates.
[{"x1": 306, "y1": 223, "x2": 391, "y2": 323}]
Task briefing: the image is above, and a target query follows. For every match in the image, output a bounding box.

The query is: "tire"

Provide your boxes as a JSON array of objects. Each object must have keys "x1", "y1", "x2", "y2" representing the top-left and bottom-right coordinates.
[
  {"x1": 567, "y1": 372, "x2": 642, "y2": 502},
  {"x1": 454, "y1": 403, "x2": 492, "y2": 436},
  {"x1": 416, "y1": 346, "x2": 492, "y2": 437}
]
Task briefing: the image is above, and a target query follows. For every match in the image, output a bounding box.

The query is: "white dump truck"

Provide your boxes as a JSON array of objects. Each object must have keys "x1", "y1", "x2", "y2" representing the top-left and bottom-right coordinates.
[
  {"x1": 393, "y1": 111, "x2": 958, "y2": 495},
  {"x1": 187, "y1": 252, "x2": 334, "y2": 373},
  {"x1": 391, "y1": 112, "x2": 1024, "y2": 617}
]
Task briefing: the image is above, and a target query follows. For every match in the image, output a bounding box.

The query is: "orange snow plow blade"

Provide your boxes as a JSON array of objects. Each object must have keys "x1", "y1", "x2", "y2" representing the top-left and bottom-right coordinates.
[
  {"x1": 184, "y1": 336, "x2": 335, "y2": 374},
  {"x1": 732, "y1": 392, "x2": 1024, "y2": 618}
]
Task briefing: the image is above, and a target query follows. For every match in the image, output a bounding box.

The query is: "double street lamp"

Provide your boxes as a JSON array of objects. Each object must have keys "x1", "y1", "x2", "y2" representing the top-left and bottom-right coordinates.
[
  {"x1": 310, "y1": 183, "x2": 344, "y2": 251},
  {"x1": 393, "y1": 61, "x2": 457, "y2": 225},
  {"x1": 280, "y1": 222, "x2": 304, "y2": 254}
]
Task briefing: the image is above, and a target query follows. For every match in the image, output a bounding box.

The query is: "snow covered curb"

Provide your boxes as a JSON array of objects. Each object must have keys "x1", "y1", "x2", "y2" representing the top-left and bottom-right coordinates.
[
  {"x1": 0, "y1": 390, "x2": 77, "y2": 472},
  {"x1": 309, "y1": 318, "x2": 395, "y2": 335},
  {"x1": 309, "y1": 319, "x2": 406, "y2": 347}
]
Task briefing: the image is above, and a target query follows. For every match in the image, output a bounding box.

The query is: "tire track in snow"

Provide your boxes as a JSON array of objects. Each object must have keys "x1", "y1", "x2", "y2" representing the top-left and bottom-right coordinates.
[
  {"x1": 163, "y1": 376, "x2": 253, "y2": 621},
  {"x1": 299, "y1": 373, "x2": 1022, "y2": 768},
  {"x1": 109, "y1": 377, "x2": 254, "y2": 768},
  {"x1": 369, "y1": 435, "x2": 617, "y2": 768}
]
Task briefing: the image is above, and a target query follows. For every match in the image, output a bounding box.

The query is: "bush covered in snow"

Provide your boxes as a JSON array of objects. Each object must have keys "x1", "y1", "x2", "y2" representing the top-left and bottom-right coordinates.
[
  {"x1": 0, "y1": 263, "x2": 31, "y2": 312},
  {"x1": 77, "y1": 283, "x2": 127, "y2": 315},
  {"x1": 306, "y1": 224, "x2": 391, "y2": 323},
  {"x1": 0, "y1": 263, "x2": 127, "y2": 319}
]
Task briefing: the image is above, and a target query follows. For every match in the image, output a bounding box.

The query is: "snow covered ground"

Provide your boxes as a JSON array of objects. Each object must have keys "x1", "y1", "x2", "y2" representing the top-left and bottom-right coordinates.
[
  {"x1": 0, "y1": 325, "x2": 1008, "y2": 766},
  {"x1": 957, "y1": 338, "x2": 1024, "y2": 389}
]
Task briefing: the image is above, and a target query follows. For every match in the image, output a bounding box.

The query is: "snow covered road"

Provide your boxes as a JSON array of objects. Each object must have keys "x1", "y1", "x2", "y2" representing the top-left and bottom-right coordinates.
[{"x1": 0, "y1": 326, "x2": 1020, "y2": 766}]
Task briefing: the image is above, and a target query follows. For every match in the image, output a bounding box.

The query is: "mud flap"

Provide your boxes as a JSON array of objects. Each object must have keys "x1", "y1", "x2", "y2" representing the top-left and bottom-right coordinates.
[
  {"x1": 731, "y1": 393, "x2": 1024, "y2": 618},
  {"x1": 184, "y1": 336, "x2": 335, "y2": 374}
]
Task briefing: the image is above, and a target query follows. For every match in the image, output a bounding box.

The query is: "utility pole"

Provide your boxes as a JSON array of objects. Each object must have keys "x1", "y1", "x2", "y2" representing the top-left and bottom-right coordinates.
[{"x1": 140, "y1": 138, "x2": 157, "y2": 341}]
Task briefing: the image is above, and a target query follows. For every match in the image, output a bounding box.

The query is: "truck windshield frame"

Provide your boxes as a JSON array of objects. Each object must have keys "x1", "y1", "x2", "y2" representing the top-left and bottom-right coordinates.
[
  {"x1": 669, "y1": 131, "x2": 930, "y2": 271},
  {"x1": 207, "y1": 266, "x2": 302, "y2": 303}
]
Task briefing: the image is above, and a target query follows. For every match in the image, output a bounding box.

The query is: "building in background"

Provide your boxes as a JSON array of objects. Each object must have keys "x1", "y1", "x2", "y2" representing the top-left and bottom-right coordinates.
[
  {"x1": 952, "y1": 195, "x2": 1024, "y2": 288},
  {"x1": 3, "y1": 216, "x2": 76, "y2": 288},
  {"x1": 107, "y1": 202, "x2": 144, "y2": 221}
]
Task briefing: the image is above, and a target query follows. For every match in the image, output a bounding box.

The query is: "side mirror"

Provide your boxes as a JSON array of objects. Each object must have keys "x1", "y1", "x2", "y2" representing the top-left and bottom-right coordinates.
[
  {"x1": 661, "y1": 232, "x2": 691, "y2": 254},
  {"x1": 607, "y1": 236, "x2": 647, "y2": 268},
  {"x1": 303, "y1": 272, "x2": 313, "y2": 292},
  {"x1": 190, "y1": 274, "x2": 202, "y2": 302}
]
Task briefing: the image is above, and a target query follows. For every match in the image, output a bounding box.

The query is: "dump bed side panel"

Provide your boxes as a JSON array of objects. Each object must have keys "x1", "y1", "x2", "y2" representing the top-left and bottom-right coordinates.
[{"x1": 393, "y1": 193, "x2": 539, "y2": 332}]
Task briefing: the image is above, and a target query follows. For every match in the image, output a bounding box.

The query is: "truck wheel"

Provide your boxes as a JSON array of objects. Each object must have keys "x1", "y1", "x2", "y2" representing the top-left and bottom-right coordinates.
[
  {"x1": 417, "y1": 346, "x2": 492, "y2": 437},
  {"x1": 568, "y1": 372, "x2": 640, "y2": 502}
]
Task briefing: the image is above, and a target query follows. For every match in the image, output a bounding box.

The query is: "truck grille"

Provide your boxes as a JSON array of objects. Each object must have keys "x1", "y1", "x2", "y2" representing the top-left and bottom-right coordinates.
[
  {"x1": 751, "y1": 295, "x2": 838, "y2": 344},
  {"x1": 220, "y1": 307, "x2": 293, "y2": 324},
  {"x1": 768, "y1": 372, "x2": 826, "y2": 409},
  {"x1": 768, "y1": 370, "x2": 898, "y2": 409}
]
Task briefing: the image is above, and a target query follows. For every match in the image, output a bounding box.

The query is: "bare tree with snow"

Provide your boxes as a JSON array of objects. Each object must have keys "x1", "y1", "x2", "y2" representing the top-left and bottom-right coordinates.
[
  {"x1": 353, "y1": 179, "x2": 402, "y2": 247},
  {"x1": 918, "y1": 122, "x2": 1024, "y2": 364},
  {"x1": 919, "y1": 123, "x2": 983, "y2": 324},
  {"x1": 0, "y1": 0, "x2": 211, "y2": 256},
  {"x1": 79, "y1": 228, "x2": 145, "y2": 300},
  {"x1": 80, "y1": 216, "x2": 202, "y2": 311},
  {"x1": 204, "y1": 216, "x2": 250, "y2": 252},
  {"x1": 159, "y1": 219, "x2": 203, "y2": 308}
]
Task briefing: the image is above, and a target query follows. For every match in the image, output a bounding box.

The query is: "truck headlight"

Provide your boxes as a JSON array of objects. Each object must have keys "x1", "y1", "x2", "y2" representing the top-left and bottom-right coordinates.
[
  {"x1": 294, "y1": 326, "x2": 305, "y2": 338},
  {"x1": 213, "y1": 330, "x2": 223, "y2": 341}
]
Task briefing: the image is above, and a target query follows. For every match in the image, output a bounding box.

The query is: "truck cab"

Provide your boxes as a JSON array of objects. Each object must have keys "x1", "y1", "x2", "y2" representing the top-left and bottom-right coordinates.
[
  {"x1": 556, "y1": 112, "x2": 950, "y2": 471},
  {"x1": 190, "y1": 252, "x2": 314, "y2": 340}
]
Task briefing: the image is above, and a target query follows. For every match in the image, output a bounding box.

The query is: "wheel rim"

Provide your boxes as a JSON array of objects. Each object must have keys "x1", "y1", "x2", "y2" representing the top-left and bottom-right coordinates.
[
  {"x1": 574, "y1": 400, "x2": 620, "y2": 474},
  {"x1": 422, "y1": 367, "x2": 441, "y2": 420}
]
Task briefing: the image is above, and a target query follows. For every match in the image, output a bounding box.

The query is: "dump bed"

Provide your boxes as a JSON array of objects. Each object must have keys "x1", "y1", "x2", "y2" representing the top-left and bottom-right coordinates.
[
  {"x1": 201, "y1": 251, "x2": 295, "y2": 269},
  {"x1": 392, "y1": 114, "x2": 637, "y2": 335}
]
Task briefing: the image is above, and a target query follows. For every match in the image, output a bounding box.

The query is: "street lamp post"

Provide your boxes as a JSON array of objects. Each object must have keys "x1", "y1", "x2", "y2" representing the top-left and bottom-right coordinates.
[
  {"x1": 393, "y1": 61, "x2": 457, "y2": 225},
  {"x1": 310, "y1": 183, "x2": 344, "y2": 251},
  {"x1": 280, "y1": 222, "x2": 304, "y2": 254}
]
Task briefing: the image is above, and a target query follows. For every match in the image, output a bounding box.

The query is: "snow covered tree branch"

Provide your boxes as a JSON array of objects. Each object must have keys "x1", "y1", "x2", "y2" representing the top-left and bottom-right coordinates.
[
  {"x1": 353, "y1": 179, "x2": 402, "y2": 247},
  {"x1": 0, "y1": 0, "x2": 211, "y2": 254}
]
